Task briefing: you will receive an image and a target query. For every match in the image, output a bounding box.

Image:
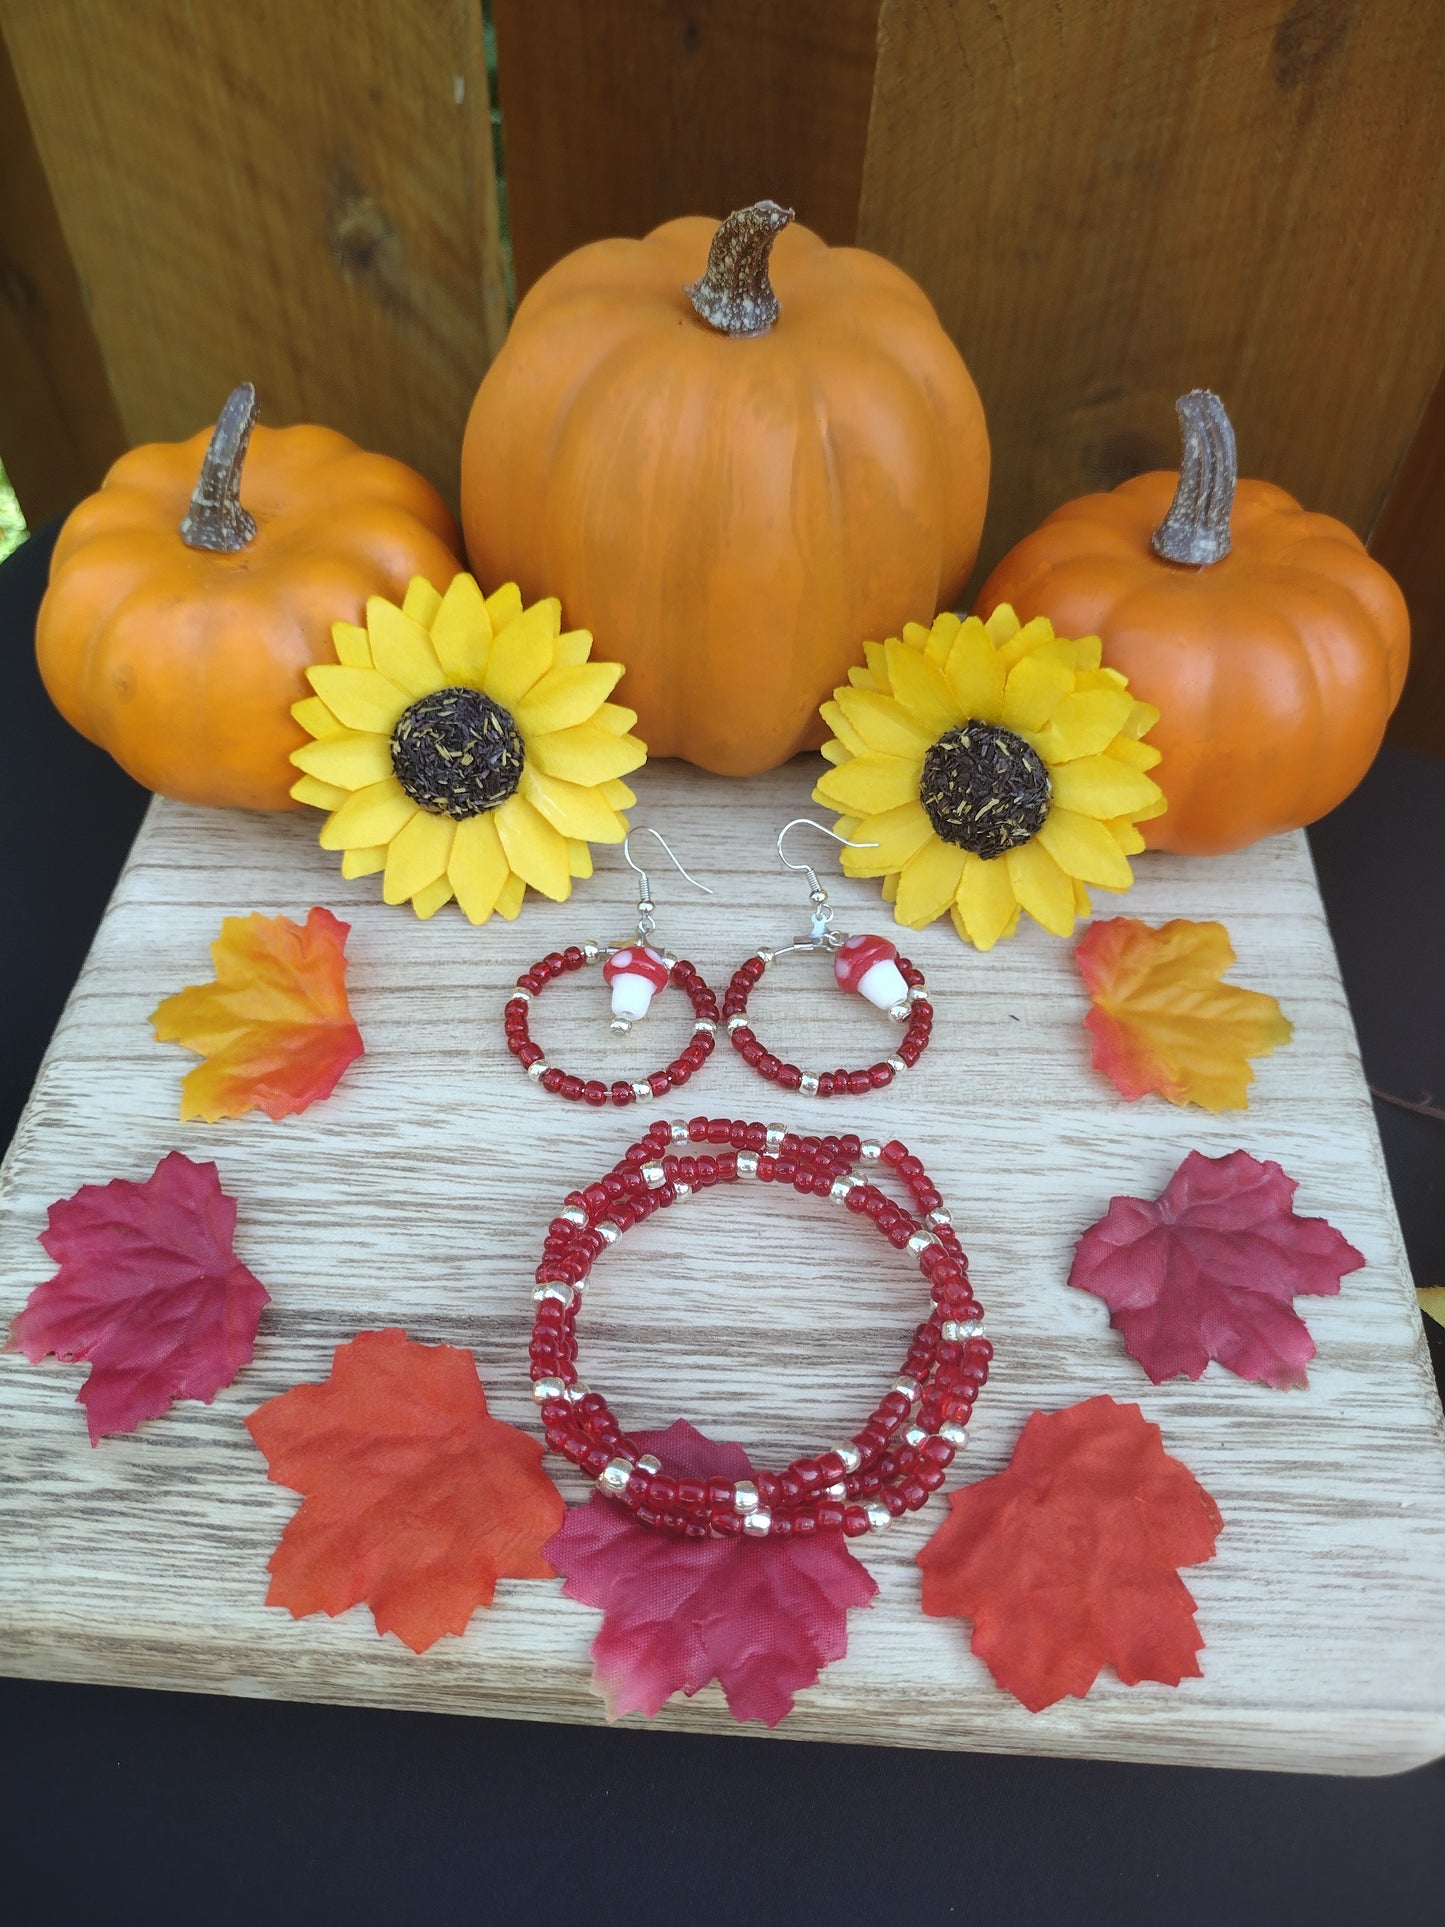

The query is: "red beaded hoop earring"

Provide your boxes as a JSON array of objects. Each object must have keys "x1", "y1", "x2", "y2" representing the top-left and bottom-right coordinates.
[
  {"x1": 530, "y1": 1117, "x2": 989, "y2": 1539},
  {"x1": 503, "y1": 829, "x2": 722, "y2": 1107},
  {"x1": 725, "y1": 820, "x2": 933, "y2": 1098}
]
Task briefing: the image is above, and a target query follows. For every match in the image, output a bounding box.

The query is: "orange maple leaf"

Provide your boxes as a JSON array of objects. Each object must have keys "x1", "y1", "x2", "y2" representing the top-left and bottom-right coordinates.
[
  {"x1": 247, "y1": 1328, "x2": 564, "y2": 1653},
  {"x1": 1075, "y1": 917, "x2": 1292, "y2": 1112},
  {"x1": 150, "y1": 906, "x2": 364, "y2": 1122}
]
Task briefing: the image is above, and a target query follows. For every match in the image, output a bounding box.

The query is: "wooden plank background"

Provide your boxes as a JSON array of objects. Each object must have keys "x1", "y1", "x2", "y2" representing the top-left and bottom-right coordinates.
[
  {"x1": 1, "y1": 766, "x2": 1444, "y2": 1772},
  {"x1": 0, "y1": 0, "x2": 509, "y2": 509}
]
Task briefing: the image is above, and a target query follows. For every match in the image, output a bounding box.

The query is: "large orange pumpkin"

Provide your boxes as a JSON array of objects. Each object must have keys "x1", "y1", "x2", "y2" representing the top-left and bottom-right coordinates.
[
  {"x1": 38, "y1": 384, "x2": 460, "y2": 810},
  {"x1": 461, "y1": 202, "x2": 989, "y2": 775},
  {"x1": 976, "y1": 390, "x2": 1409, "y2": 855}
]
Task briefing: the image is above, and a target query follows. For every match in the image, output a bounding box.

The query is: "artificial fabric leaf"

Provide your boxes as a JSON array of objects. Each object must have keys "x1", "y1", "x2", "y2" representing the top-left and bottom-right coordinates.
[
  {"x1": 6, "y1": 1152, "x2": 269, "y2": 1442},
  {"x1": 150, "y1": 906, "x2": 364, "y2": 1122},
  {"x1": 247, "y1": 1328, "x2": 563, "y2": 1653},
  {"x1": 1070, "y1": 1148, "x2": 1365, "y2": 1388},
  {"x1": 1419, "y1": 1288, "x2": 1445, "y2": 1330},
  {"x1": 544, "y1": 1419, "x2": 878, "y2": 1726},
  {"x1": 1075, "y1": 917, "x2": 1292, "y2": 1111},
  {"x1": 918, "y1": 1396, "x2": 1222, "y2": 1712}
]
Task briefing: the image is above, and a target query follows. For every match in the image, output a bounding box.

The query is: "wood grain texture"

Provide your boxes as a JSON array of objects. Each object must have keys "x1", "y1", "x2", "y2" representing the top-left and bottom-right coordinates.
[
  {"x1": 859, "y1": 0, "x2": 1445, "y2": 585},
  {"x1": 491, "y1": 0, "x2": 882, "y2": 295},
  {"x1": 1375, "y1": 364, "x2": 1445, "y2": 758},
  {"x1": 1, "y1": 765, "x2": 1444, "y2": 1772},
  {"x1": 0, "y1": 0, "x2": 508, "y2": 507},
  {"x1": 0, "y1": 29, "x2": 125, "y2": 524}
]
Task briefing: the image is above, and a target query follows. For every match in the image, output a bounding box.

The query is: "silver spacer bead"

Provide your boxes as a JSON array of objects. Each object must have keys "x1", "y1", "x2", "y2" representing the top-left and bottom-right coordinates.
[
  {"x1": 726, "y1": 1013, "x2": 749, "y2": 1034},
  {"x1": 824, "y1": 1482, "x2": 848, "y2": 1502},
  {"x1": 582, "y1": 941, "x2": 602, "y2": 963},
  {"x1": 887, "y1": 1055, "x2": 908, "y2": 1075},
  {"x1": 631, "y1": 1080, "x2": 654, "y2": 1102},
  {"x1": 532, "y1": 1377, "x2": 566, "y2": 1403},
  {"x1": 893, "y1": 1376, "x2": 920, "y2": 1402},
  {"x1": 909, "y1": 982, "x2": 927, "y2": 1001},
  {"x1": 527, "y1": 1060, "x2": 550, "y2": 1082},
  {"x1": 940, "y1": 1421, "x2": 969, "y2": 1447},
  {"x1": 596, "y1": 1221, "x2": 620, "y2": 1246},
  {"x1": 833, "y1": 1442, "x2": 862, "y2": 1473},
  {"x1": 799, "y1": 1072, "x2": 820, "y2": 1097},
  {"x1": 670, "y1": 1119, "x2": 691, "y2": 1142},
  {"x1": 926, "y1": 1206, "x2": 952, "y2": 1228},
  {"x1": 942, "y1": 1318, "x2": 984, "y2": 1343},
  {"x1": 533, "y1": 1283, "x2": 575, "y2": 1310},
  {"x1": 508, "y1": 986, "x2": 533, "y2": 1005},
  {"x1": 742, "y1": 1507, "x2": 772, "y2": 1537},
  {"x1": 907, "y1": 1230, "x2": 939, "y2": 1257},
  {"x1": 888, "y1": 1000, "x2": 912, "y2": 1022},
  {"x1": 636, "y1": 1454, "x2": 662, "y2": 1476},
  {"x1": 564, "y1": 1379, "x2": 589, "y2": 1402},
  {"x1": 672, "y1": 1180, "x2": 693, "y2": 1201},
  {"x1": 755, "y1": 946, "x2": 775, "y2": 966},
  {"x1": 736, "y1": 1151, "x2": 759, "y2": 1177},
  {"x1": 659, "y1": 952, "x2": 677, "y2": 973},
  {"x1": 829, "y1": 1176, "x2": 859, "y2": 1203},
  {"x1": 765, "y1": 1124, "x2": 786, "y2": 1151},
  {"x1": 560, "y1": 1205, "x2": 589, "y2": 1227},
  {"x1": 860, "y1": 1140, "x2": 883, "y2": 1162},
  {"x1": 694, "y1": 1018, "x2": 718, "y2": 1035},
  {"x1": 641, "y1": 1161, "x2": 666, "y2": 1188},
  {"x1": 598, "y1": 1457, "x2": 633, "y2": 1493},
  {"x1": 610, "y1": 1016, "x2": 633, "y2": 1035},
  {"x1": 733, "y1": 1481, "x2": 760, "y2": 1514},
  {"x1": 865, "y1": 1500, "x2": 892, "y2": 1531},
  {"x1": 904, "y1": 1424, "x2": 928, "y2": 1448}
]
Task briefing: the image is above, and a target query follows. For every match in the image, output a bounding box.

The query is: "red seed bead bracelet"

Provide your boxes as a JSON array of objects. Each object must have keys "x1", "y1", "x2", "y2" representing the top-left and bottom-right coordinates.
[
  {"x1": 723, "y1": 952, "x2": 934, "y2": 1097},
  {"x1": 504, "y1": 944, "x2": 722, "y2": 1106},
  {"x1": 529, "y1": 1117, "x2": 990, "y2": 1538}
]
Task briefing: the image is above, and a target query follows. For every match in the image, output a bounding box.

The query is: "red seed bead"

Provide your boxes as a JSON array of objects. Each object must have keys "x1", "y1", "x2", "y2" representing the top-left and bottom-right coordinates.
[
  {"x1": 843, "y1": 1505, "x2": 871, "y2": 1537},
  {"x1": 583, "y1": 1080, "x2": 607, "y2": 1106},
  {"x1": 869, "y1": 1063, "x2": 894, "y2": 1087}
]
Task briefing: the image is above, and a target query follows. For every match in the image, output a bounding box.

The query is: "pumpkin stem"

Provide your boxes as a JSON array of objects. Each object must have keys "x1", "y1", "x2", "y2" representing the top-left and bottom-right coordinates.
[
  {"x1": 180, "y1": 382, "x2": 258, "y2": 552},
  {"x1": 685, "y1": 201, "x2": 795, "y2": 337},
  {"x1": 1150, "y1": 389, "x2": 1237, "y2": 566}
]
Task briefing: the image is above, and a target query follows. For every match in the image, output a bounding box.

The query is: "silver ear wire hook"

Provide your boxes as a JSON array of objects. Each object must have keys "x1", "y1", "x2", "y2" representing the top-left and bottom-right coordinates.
[
  {"x1": 774, "y1": 818, "x2": 877, "y2": 950},
  {"x1": 622, "y1": 826, "x2": 714, "y2": 946}
]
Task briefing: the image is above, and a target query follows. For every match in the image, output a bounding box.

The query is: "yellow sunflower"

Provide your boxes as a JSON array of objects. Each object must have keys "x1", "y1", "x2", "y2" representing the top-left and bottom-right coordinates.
[
  {"x1": 813, "y1": 604, "x2": 1166, "y2": 950},
  {"x1": 289, "y1": 573, "x2": 645, "y2": 921}
]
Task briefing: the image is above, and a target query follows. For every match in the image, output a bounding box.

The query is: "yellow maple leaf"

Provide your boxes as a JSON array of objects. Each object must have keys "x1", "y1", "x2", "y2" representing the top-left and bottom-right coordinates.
[
  {"x1": 1418, "y1": 1288, "x2": 1445, "y2": 1330},
  {"x1": 150, "y1": 907, "x2": 364, "y2": 1122},
  {"x1": 1074, "y1": 918, "x2": 1292, "y2": 1112}
]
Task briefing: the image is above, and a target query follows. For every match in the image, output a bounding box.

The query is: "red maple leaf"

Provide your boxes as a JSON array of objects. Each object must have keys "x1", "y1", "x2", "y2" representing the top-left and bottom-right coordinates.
[
  {"x1": 918, "y1": 1396, "x2": 1223, "y2": 1712},
  {"x1": 6, "y1": 1152, "x2": 270, "y2": 1442},
  {"x1": 1069, "y1": 1148, "x2": 1365, "y2": 1388},
  {"x1": 544, "y1": 1419, "x2": 878, "y2": 1726},
  {"x1": 150, "y1": 906, "x2": 364, "y2": 1122},
  {"x1": 247, "y1": 1328, "x2": 564, "y2": 1653}
]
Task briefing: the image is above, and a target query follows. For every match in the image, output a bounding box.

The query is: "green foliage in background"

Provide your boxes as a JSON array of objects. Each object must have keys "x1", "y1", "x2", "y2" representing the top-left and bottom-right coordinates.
[{"x1": 0, "y1": 461, "x2": 26, "y2": 563}]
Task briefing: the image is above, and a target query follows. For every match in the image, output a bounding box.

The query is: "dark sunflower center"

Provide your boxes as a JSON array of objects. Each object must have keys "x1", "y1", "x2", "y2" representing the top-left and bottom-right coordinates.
[
  {"x1": 390, "y1": 687, "x2": 524, "y2": 819},
  {"x1": 919, "y1": 722, "x2": 1052, "y2": 858}
]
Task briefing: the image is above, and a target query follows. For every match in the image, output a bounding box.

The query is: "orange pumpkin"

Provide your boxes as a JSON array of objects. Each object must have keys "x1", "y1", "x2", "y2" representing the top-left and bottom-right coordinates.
[
  {"x1": 38, "y1": 384, "x2": 461, "y2": 810},
  {"x1": 461, "y1": 201, "x2": 989, "y2": 775},
  {"x1": 976, "y1": 390, "x2": 1409, "y2": 856}
]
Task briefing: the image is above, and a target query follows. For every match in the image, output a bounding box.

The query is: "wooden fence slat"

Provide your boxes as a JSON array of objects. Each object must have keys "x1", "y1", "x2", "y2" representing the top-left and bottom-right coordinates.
[
  {"x1": 490, "y1": 0, "x2": 882, "y2": 296},
  {"x1": 0, "y1": 0, "x2": 509, "y2": 509},
  {"x1": 0, "y1": 29, "x2": 125, "y2": 526},
  {"x1": 859, "y1": 0, "x2": 1445, "y2": 596}
]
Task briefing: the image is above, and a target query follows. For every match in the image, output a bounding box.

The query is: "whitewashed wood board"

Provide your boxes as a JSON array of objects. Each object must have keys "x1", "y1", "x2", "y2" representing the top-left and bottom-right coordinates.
[{"x1": 2, "y1": 762, "x2": 1444, "y2": 1775}]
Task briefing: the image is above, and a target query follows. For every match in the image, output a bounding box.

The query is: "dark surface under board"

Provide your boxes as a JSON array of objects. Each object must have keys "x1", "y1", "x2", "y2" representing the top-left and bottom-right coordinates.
[{"x1": 2, "y1": 521, "x2": 1442, "y2": 1926}]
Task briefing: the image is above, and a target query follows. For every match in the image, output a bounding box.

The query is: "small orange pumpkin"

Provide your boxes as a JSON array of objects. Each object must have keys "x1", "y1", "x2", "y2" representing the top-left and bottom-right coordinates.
[
  {"x1": 38, "y1": 384, "x2": 461, "y2": 810},
  {"x1": 976, "y1": 390, "x2": 1409, "y2": 855},
  {"x1": 461, "y1": 202, "x2": 989, "y2": 775}
]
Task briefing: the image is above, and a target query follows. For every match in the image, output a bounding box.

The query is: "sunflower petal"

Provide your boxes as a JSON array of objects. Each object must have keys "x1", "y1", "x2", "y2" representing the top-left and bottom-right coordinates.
[
  {"x1": 1121, "y1": 698, "x2": 1161, "y2": 740},
  {"x1": 1108, "y1": 735, "x2": 1163, "y2": 772},
  {"x1": 1051, "y1": 756, "x2": 1165, "y2": 820},
  {"x1": 835, "y1": 686, "x2": 933, "y2": 759},
  {"x1": 924, "y1": 612, "x2": 961, "y2": 665},
  {"x1": 514, "y1": 662, "x2": 624, "y2": 736},
  {"x1": 568, "y1": 839, "x2": 594, "y2": 879},
  {"x1": 848, "y1": 664, "x2": 881, "y2": 692},
  {"x1": 819, "y1": 700, "x2": 867, "y2": 758},
  {"x1": 430, "y1": 573, "x2": 492, "y2": 683},
  {"x1": 290, "y1": 774, "x2": 348, "y2": 811},
  {"x1": 383, "y1": 809, "x2": 455, "y2": 904},
  {"x1": 319, "y1": 777, "x2": 417, "y2": 850},
  {"x1": 494, "y1": 870, "x2": 526, "y2": 919},
  {"x1": 368, "y1": 597, "x2": 447, "y2": 698},
  {"x1": 529, "y1": 724, "x2": 647, "y2": 785},
  {"x1": 954, "y1": 851, "x2": 1018, "y2": 950},
  {"x1": 331, "y1": 621, "x2": 372, "y2": 669},
  {"x1": 1073, "y1": 878, "x2": 1093, "y2": 917},
  {"x1": 995, "y1": 615, "x2": 1059, "y2": 672},
  {"x1": 485, "y1": 583, "x2": 524, "y2": 632},
  {"x1": 862, "y1": 639, "x2": 892, "y2": 691},
  {"x1": 292, "y1": 694, "x2": 346, "y2": 738},
  {"x1": 895, "y1": 838, "x2": 967, "y2": 928},
  {"x1": 1073, "y1": 633, "x2": 1103, "y2": 670},
  {"x1": 814, "y1": 753, "x2": 921, "y2": 816},
  {"x1": 304, "y1": 664, "x2": 410, "y2": 734},
  {"x1": 1006, "y1": 837, "x2": 1077, "y2": 935},
  {"x1": 402, "y1": 577, "x2": 444, "y2": 627},
  {"x1": 1032, "y1": 686, "x2": 1135, "y2": 762},
  {"x1": 840, "y1": 800, "x2": 934, "y2": 877},
  {"x1": 1002, "y1": 651, "x2": 1075, "y2": 734},
  {"x1": 292, "y1": 729, "x2": 395, "y2": 791},
  {"x1": 881, "y1": 869, "x2": 900, "y2": 904},
  {"x1": 448, "y1": 811, "x2": 510, "y2": 923},
  {"x1": 411, "y1": 876, "x2": 454, "y2": 919},
  {"x1": 485, "y1": 598, "x2": 559, "y2": 708},
  {"x1": 521, "y1": 764, "x2": 628, "y2": 842},
  {"x1": 1037, "y1": 806, "x2": 1135, "y2": 888},
  {"x1": 944, "y1": 619, "x2": 1006, "y2": 724},
  {"x1": 600, "y1": 777, "x2": 637, "y2": 809},
  {"x1": 553, "y1": 629, "x2": 594, "y2": 667},
  {"x1": 885, "y1": 639, "x2": 960, "y2": 736},
  {"x1": 1108, "y1": 816, "x2": 1148, "y2": 855},
  {"x1": 495, "y1": 792, "x2": 572, "y2": 900},
  {"x1": 983, "y1": 604, "x2": 1021, "y2": 646},
  {"x1": 593, "y1": 701, "x2": 639, "y2": 736},
  {"x1": 341, "y1": 844, "x2": 387, "y2": 878}
]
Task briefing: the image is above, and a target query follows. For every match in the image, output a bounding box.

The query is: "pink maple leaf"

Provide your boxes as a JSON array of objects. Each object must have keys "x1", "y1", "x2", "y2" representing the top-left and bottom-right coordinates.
[
  {"x1": 7, "y1": 1151, "x2": 270, "y2": 1440},
  {"x1": 544, "y1": 1419, "x2": 878, "y2": 1726},
  {"x1": 1069, "y1": 1148, "x2": 1365, "y2": 1389}
]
